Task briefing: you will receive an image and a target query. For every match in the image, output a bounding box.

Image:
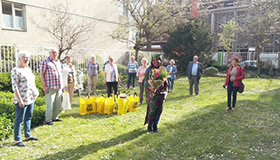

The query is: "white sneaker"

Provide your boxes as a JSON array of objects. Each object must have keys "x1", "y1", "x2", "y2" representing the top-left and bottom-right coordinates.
[{"x1": 133, "y1": 87, "x2": 135, "y2": 89}]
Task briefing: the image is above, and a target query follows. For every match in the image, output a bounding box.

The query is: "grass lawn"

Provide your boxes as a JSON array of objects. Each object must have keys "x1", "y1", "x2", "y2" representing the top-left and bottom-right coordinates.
[{"x1": 0, "y1": 77, "x2": 279, "y2": 160}]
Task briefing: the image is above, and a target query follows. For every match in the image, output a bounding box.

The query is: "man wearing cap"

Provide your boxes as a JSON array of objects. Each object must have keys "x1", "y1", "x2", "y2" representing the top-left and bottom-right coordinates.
[
  {"x1": 186, "y1": 55, "x2": 203, "y2": 96},
  {"x1": 40, "y1": 48, "x2": 63, "y2": 125}
]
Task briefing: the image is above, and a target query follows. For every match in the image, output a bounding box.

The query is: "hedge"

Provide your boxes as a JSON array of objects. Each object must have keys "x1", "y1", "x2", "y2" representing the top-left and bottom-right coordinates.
[
  {"x1": 0, "y1": 91, "x2": 46, "y2": 140},
  {"x1": 0, "y1": 73, "x2": 44, "y2": 97}
]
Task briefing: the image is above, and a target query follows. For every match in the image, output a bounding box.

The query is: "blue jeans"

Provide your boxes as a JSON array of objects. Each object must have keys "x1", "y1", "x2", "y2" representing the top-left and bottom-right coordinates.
[
  {"x1": 127, "y1": 73, "x2": 136, "y2": 89},
  {"x1": 14, "y1": 103, "x2": 34, "y2": 141},
  {"x1": 168, "y1": 78, "x2": 175, "y2": 90}
]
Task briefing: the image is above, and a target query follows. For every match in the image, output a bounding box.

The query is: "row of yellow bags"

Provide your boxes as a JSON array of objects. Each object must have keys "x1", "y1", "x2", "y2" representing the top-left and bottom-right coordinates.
[{"x1": 79, "y1": 95, "x2": 139, "y2": 115}]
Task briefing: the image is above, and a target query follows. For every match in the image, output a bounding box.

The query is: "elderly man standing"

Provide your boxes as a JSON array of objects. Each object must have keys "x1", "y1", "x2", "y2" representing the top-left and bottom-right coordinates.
[
  {"x1": 87, "y1": 55, "x2": 99, "y2": 96},
  {"x1": 40, "y1": 48, "x2": 63, "y2": 125},
  {"x1": 186, "y1": 55, "x2": 203, "y2": 96},
  {"x1": 127, "y1": 56, "x2": 138, "y2": 89}
]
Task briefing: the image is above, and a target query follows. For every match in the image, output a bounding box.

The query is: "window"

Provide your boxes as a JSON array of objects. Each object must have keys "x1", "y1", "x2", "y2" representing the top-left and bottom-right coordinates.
[{"x1": 1, "y1": 1, "x2": 26, "y2": 30}]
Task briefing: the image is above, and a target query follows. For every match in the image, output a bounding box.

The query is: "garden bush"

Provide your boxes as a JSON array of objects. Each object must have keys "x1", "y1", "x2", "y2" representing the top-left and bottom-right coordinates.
[
  {"x1": 0, "y1": 115, "x2": 13, "y2": 141},
  {"x1": 203, "y1": 67, "x2": 219, "y2": 77},
  {"x1": 0, "y1": 91, "x2": 46, "y2": 140},
  {"x1": 0, "y1": 73, "x2": 12, "y2": 92},
  {"x1": 31, "y1": 105, "x2": 46, "y2": 128},
  {"x1": 0, "y1": 73, "x2": 44, "y2": 97}
]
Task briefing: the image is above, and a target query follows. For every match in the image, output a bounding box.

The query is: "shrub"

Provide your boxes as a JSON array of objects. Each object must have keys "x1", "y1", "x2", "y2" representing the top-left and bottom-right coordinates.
[
  {"x1": 117, "y1": 64, "x2": 128, "y2": 83},
  {"x1": 204, "y1": 67, "x2": 219, "y2": 77},
  {"x1": 0, "y1": 73, "x2": 45, "y2": 97},
  {"x1": 0, "y1": 73, "x2": 12, "y2": 92},
  {"x1": 34, "y1": 73, "x2": 44, "y2": 97},
  {"x1": 0, "y1": 91, "x2": 46, "y2": 140},
  {"x1": 31, "y1": 105, "x2": 46, "y2": 128},
  {"x1": 0, "y1": 115, "x2": 13, "y2": 140}
]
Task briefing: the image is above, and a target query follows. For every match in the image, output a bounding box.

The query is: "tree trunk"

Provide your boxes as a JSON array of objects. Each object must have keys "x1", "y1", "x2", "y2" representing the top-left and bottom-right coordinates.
[
  {"x1": 278, "y1": 44, "x2": 280, "y2": 69},
  {"x1": 135, "y1": 48, "x2": 139, "y2": 61},
  {"x1": 256, "y1": 37, "x2": 261, "y2": 75},
  {"x1": 146, "y1": 31, "x2": 152, "y2": 51}
]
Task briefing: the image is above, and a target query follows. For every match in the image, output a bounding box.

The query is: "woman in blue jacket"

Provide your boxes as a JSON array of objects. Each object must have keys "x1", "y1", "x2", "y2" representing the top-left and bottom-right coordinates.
[{"x1": 166, "y1": 59, "x2": 177, "y2": 93}]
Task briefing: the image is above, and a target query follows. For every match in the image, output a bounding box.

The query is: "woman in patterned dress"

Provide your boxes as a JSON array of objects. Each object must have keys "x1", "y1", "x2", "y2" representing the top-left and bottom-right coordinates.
[
  {"x1": 11, "y1": 51, "x2": 39, "y2": 147},
  {"x1": 144, "y1": 54, "x2": 168, "y2": 133}
]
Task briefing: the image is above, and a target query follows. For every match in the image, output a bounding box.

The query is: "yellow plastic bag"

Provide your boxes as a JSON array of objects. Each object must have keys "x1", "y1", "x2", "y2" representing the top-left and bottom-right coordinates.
[
  {"x1": 90, "y1": 96, "x2": 97, "y2": 114},
  {"x1": 79, "y1": 97, "x2": 87, "y2": 115},
  {"x1": 127, "y1": 93, "x2": 139, "y2": 112},
  {"x1": 104, "y1": 97, "x2": 114, "y2": 115},
  {"x1": 117, "y1": 98, "x2": 128, "y2": 115},
  {"x1": 96, "y1": 97, "x2": 105, "y2": 114},
  {"x1": 79, "y1": 97, "x2": 96, "y2": 115}
]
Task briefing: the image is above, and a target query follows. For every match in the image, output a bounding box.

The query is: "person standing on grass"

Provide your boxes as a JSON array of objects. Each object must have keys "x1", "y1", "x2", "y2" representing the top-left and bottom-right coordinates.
[
  {"x1": 62, "y1": 56, "x2": 77, "y2": 105},
  {"x1": 223, "y1": 57, "x2": 245, "y2": 111},
  {"x1": 127, "y1": 56, "x2": 138, "y2": 89},
  {"x1": 12, "y1": 51, "x2": 39, "y2": 147},
  {"x1": 87, "y1": 55, "x2": 99, "y2": 96},
  {"x1": 166, "y1": 59, "x2": 177, "y2": 93},
  {"x1": 40, "y1": 48, "x2": 63, "y2": 126},
  {"x1": 186, "y1": 55, "x2": 203, "y2": 96},
  {"x1": 137, "y1": 58, "x2": 149, "y2": 105},
  {"x1": 144, "y1": 54, "x2": 168, "y2": 133},
  {"x1": 104, "y1": 56, "x2": 121, "y2": 97}
]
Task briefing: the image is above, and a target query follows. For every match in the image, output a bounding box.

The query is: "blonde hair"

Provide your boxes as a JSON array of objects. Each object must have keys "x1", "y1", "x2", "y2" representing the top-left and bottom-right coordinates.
[{"x1": 170, "y1": 59, "x2": 175, "y2": 64}]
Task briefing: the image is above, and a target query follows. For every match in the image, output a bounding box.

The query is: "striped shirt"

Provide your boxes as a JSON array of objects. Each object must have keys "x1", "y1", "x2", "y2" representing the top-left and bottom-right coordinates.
[
  {"x1": 127, "y1": 61, "x2": 138, "y2": 73},
  {"x1": 40, "y1": 57, "x2": 62, "y2": 89}
]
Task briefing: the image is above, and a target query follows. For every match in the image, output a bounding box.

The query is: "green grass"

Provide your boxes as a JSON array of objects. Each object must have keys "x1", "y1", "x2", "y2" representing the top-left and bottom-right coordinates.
[{"x1": 0, "y1": 77, "x2": 279, "y2": 160}]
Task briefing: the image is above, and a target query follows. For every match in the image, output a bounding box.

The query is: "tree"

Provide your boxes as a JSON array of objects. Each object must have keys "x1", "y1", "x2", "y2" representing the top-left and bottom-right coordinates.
[
  {"x1": 33, "y1": 2, "x2": 94, "y2": 60},
  {"x1": 239, "y1": 0, "x2": 278, "y2": 74},
  {"x1": 218, "y1": 19, "x2": 238, "y2": 52},
  {"x1": 112, "y1": 0, "x2": 193, "y2": 60},
  {"x1": 163, "y1": 19, "x2": 213, "y2": 72}
]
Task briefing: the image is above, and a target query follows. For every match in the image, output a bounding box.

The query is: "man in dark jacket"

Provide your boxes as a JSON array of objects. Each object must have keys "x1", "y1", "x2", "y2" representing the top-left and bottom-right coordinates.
[{"x1": 186, "y1": 55, "x2": 203, "y2": 95}]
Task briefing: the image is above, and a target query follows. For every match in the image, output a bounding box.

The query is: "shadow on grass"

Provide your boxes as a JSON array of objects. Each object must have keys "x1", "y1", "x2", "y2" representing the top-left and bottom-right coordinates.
[
  {"x1": 109, "y1": 88, "x2": 280, "y2": 159},
  {"x1": 59, "y1": 110, "x2": 119, "y2": 120},
  {"x1": 37, "y1": 128, "x2": 146, "y2": 160}
]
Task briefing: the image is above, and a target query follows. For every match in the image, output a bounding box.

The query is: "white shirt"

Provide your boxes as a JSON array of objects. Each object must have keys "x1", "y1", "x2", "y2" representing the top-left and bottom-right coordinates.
[
  {"x1": 105, "y1": 64, "x2": 119, "y2": 82},
  {"x1": 62, "y1": 63, "x2": 77, "y2": 87}
]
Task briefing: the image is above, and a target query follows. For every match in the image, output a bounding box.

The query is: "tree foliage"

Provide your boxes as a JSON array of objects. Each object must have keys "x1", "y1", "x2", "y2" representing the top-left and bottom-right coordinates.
[
  {"x1": 163, "y1": 19, "x2": 213, "y2": 73},
  {"x1": 239, "y1": 0, "x2": 279, "y2": 74},
  {"x1": 112, "y1": 0, "x2": 193, "y2": 60},
  {"x1": 218, "y1": 18, "x2": 238, "y2": 52}
]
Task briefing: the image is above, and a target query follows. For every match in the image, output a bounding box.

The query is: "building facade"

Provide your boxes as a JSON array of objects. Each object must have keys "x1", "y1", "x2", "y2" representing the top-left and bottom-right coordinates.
[{"x1": 0, "y1": 0, "x2": 129, "y2": 61}]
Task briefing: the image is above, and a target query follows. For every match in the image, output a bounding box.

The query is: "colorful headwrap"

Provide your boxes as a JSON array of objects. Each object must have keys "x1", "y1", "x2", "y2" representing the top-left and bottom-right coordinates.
[{"x1": 151, "y1": 53, "x2": 161, "y2": 60}]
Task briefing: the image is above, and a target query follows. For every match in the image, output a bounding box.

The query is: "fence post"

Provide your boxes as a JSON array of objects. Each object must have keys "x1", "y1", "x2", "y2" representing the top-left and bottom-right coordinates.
[
  {"x1": 0, "y1": 45, "x2": 2, "y2": 72},
  {"x1": 15, "y1": 44, "x2": 18, "y2": 67}
]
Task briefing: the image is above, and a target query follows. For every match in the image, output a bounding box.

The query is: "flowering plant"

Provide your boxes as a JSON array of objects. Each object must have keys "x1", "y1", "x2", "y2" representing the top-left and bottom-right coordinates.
[{"x1": 149, "y1": 66, "x2": 168, "y2": 91}]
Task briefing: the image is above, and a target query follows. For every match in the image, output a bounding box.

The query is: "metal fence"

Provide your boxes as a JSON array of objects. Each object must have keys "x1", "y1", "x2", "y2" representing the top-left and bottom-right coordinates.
[
  {"x1": 0, "y1": 44, "x2": 140, "y2": 73},
  {"x1": 213, "y1": 52, "x2": 279, "y2": 68}
]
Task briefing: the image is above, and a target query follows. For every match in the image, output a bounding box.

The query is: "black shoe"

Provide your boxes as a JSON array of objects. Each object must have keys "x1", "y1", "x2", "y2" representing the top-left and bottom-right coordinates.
[
  {"x1": 25, "y1": 136, "x2": 39, "y2": 141},
  {"x1": 15, "y1": 141, "x2": 26, "y2": 147},
  {"x1": 53, "y1": 118, "x2": 63, "y2": 122},
  {"x1": 46, "y1": 121, "x2": 54, "y2": 125}
]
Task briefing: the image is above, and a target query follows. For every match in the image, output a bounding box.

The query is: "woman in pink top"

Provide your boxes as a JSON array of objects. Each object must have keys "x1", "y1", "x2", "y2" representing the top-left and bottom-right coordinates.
[{"x1": 137, "y1": 58, "x2": 148, "y2": 104}]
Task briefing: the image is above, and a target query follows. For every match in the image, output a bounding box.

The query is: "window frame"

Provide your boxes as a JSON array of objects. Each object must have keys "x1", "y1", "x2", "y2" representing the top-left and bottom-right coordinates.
[{"x1": 1, "y1": 0, "x2": 27, "y2": 31}]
